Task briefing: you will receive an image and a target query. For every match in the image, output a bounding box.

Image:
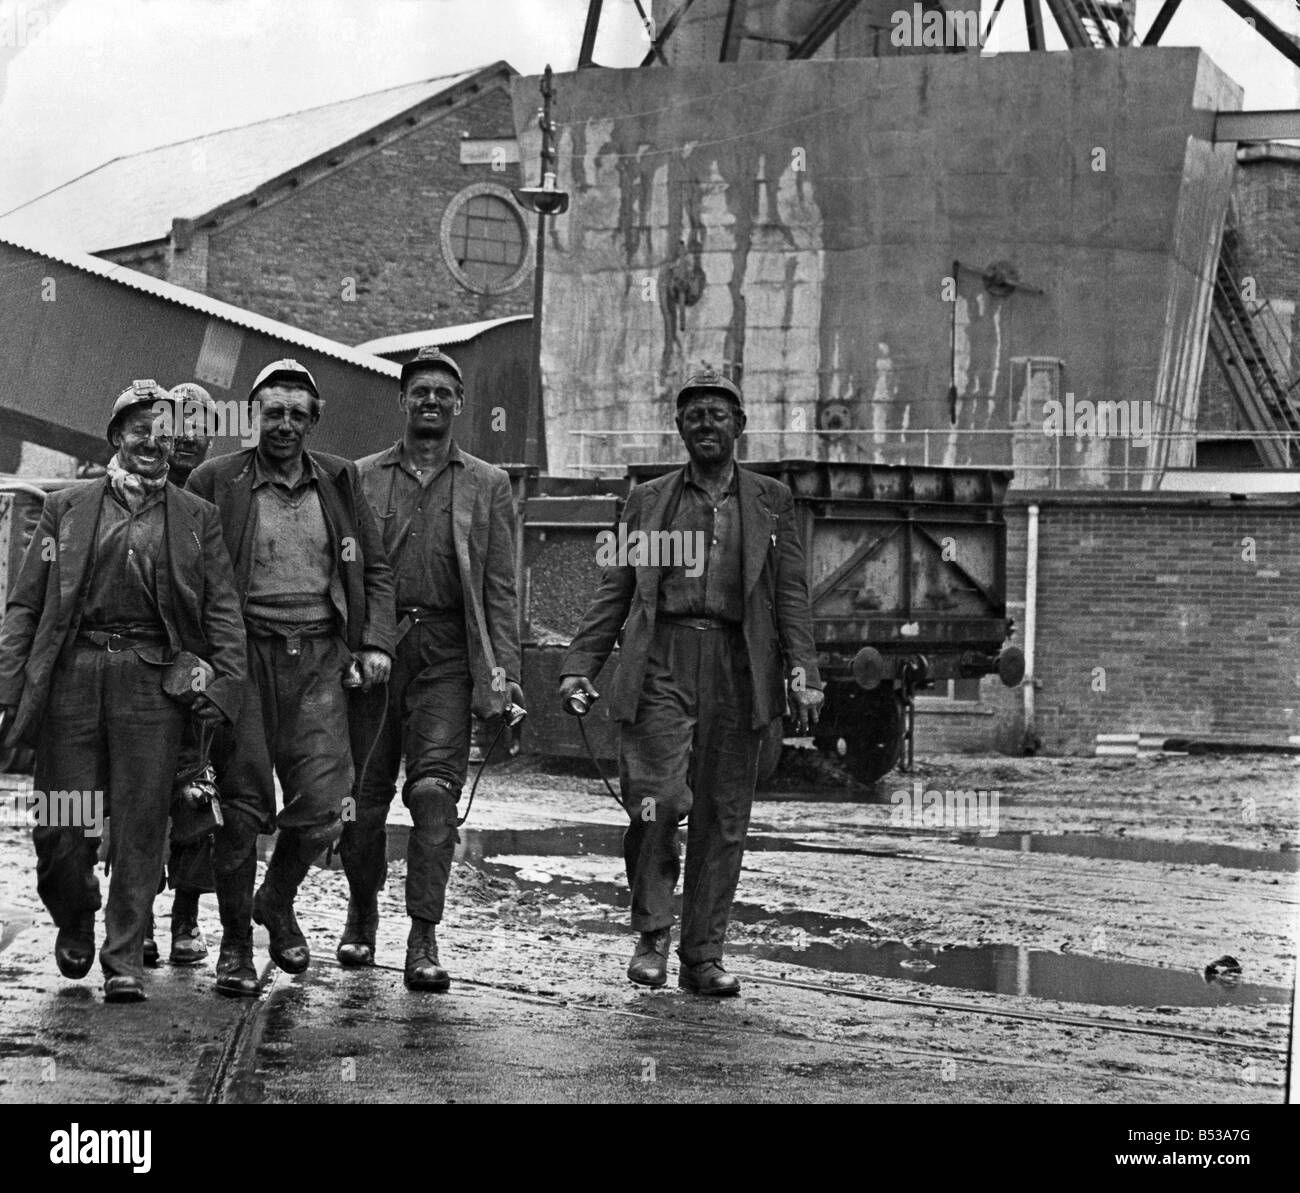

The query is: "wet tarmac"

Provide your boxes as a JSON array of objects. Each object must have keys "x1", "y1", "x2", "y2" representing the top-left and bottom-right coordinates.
[
  {"x1": 3, "y1": 750, "x2": 1294, "y2": 1105},
  {"x1": 440, "y1": 824, "x2": 1292, "y2": 1010}
]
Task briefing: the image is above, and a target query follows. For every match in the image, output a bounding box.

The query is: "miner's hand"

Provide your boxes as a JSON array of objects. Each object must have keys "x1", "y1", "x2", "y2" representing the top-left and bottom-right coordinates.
[
  {"x1": 789, "y1": 685, "x2": 825, "y2": 733},
  {"x1": 357, "y1": 649, "x2": 393, "y2": 690},
  {"x1": 191, "y1": 692, "x2": 227, "y2": 728},
  {"x1": 506, "y1": 681, "x2": 527, "y2": 713},
  {"x1": 558, "y1": 674, "x2": 598, "y2": 702}
]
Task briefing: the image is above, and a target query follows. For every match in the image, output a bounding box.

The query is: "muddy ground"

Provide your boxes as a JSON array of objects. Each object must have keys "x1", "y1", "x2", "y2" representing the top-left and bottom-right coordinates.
[{"x1": 0, "y1": 749, "x2": 1295, "y2": 1103}]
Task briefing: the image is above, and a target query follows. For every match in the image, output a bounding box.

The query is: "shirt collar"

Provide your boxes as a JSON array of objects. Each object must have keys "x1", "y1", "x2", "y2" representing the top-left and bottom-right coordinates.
[
  {"x1": 252, "y1": 449, "x2": 318, "y2": 490},
  {"x1": 684, "y1": 461, "x2": 738, "y2": 496},
  {"x1": 382, "y1": 438, "x2": 464, "y2": 479}
]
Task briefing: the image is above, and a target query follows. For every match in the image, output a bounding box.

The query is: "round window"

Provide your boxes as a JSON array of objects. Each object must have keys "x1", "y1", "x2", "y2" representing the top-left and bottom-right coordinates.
[{"x1": 440, "y1": 184, "x2": 530, "y2": 294}]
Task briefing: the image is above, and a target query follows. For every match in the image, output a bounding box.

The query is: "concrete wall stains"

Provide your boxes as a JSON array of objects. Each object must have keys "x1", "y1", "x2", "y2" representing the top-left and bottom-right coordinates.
[{"x1": 516, "y1": 50, "x2": 1240, "y2": 483}]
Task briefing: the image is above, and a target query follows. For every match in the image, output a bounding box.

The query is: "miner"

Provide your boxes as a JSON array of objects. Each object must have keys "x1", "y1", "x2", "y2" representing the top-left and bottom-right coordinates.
[
  {"x1": 0, "y1": 381, "x2": 246, "y2": 1002},
  {"x1": 134, "y1": 381, "x2": 220, "y2": 968},
  {"x1": 186, "y1": 359, "x2": 394, "y2": 997},
  {"x1": 338, "y1": 345, "x2": 523, "y2": 992},
  {"x1": 559, "y1": 369, "x2": 824, "y2": 996}
]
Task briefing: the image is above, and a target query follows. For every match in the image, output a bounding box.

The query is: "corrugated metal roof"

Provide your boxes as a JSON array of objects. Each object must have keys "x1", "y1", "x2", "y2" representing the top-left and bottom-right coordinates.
[
  {"x1": 0, "y1": 68, "x2": 491, "y2": 252},
  {"x1": 356, "y1": 315, "x2": 532, "y2": 356},
  {"x1": 1, "y1": 231, "x2": 401, "y2": 377}
]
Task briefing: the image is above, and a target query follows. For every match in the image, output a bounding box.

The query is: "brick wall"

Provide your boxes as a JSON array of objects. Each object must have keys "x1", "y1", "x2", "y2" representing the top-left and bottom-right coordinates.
[
  {"x1": 203, "y1": 85, "x2": 532, "y2": 344},
  {"x1": 1233, "y1": 155, "x2": 1300, "y2": 304},
  {"x1": 919, "y1": 496, "x2": 1300, "y2": 758}
]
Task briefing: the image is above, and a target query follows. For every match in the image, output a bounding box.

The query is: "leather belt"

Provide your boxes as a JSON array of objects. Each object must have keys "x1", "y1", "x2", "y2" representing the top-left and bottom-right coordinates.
[
  {"x1": 395, "y1": 606, "x2": 460, "y2": 643},
  {"x1": 78, "y1": 630, "x2": 168, "y2": 653},
  {"x1": 658, "y1": 615, "x2": 738, "y2": 631}
]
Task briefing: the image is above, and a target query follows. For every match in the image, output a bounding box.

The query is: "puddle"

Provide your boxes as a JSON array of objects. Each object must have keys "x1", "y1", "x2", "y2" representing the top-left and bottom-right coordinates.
[
  {"x1": 308, "y1": 823, "x2": 1300, "y2": 875},
  {"x1": 459, "y1": 824, "x2": 918, "y2": 864},
  {"x1": 282, "y1": 823, "x2": 921, "y2": 869},
  {"x1": 957, "y1": 832, "x2": 1299, "y2": 873},
  {"x1": 735, "y1": 937, "x2": 1289, "y2": 1007},
  {"x1": 466, "y1": 848, "x2": 1290, "y2": 1008},
  {"x1": 754, "y1": 787, "x2": 886, "y2": 804}
]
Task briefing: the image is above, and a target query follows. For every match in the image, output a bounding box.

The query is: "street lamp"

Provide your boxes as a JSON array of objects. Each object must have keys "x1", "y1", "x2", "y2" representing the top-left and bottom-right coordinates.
[{"x1": 513, "y1": 65, "x2": 570, "y2": 470}]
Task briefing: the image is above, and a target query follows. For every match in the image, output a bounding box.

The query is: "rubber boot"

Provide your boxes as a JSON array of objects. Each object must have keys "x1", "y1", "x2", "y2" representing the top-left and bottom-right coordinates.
[
  {"x1": 169, "y1": 886, "x2": 208, "y2": 965},
  {"x1": 406, "y1": 779, "x2": 458, "y2": 926},
  {"x1": 337, "y1": 808, "x2": 387, "y2": 967},
  {"x1": 252, "y1": 834, "x2": 315, "y2": 974},
  {"x1": 213, "y1": 855, "x2": 259, "y2": 998}
]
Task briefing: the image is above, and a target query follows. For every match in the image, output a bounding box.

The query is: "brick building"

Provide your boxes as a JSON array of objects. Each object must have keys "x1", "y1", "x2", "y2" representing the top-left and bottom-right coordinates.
[
  {"x1": 0, "y1": 62, "x2": 534, "y2": 346},
  {"x1": 921, "y1": 492, "x2": 1300, "y2": 756}
]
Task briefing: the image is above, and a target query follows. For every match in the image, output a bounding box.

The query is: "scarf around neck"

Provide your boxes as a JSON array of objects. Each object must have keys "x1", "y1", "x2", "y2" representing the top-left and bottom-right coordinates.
[{"x1": 107, "y1": 452, "x2": 169, "y2": 511}]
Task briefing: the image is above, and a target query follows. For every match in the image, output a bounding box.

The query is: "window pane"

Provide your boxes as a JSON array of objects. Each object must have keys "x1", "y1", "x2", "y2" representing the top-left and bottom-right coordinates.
[
  {"x1": 445, "y1": 192, "x2": 526, "y2": 290},
  {"x1": 952, "y1": 677, "x2": 982, "y2": 702}
]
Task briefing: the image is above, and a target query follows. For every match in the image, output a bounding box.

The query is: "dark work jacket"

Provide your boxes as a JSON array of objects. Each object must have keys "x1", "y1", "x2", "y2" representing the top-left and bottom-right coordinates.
[
  {"x1": 561, "y1": 464, "x2": 821, "y2": 730},
  {"x1": 185, "y1": 448, "x2": 396, "y2": 656},
  {"x1": 356, "y1": 441, "x2": 521, "y2": 720},
  {"x1": 0, "y1": 479, "x2": 248, "y2": 745}
]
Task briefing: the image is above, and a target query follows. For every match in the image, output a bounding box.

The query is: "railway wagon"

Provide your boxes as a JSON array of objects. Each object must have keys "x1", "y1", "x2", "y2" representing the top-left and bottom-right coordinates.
[{"x1": 520, "y1": 460, "x2": 1024, "y2": 784}]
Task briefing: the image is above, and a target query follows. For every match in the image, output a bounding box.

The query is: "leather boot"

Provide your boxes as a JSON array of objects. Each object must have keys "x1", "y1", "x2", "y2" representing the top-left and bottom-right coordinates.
[
  {"x1": 214, "y1": 855, "x2": 259, "y2": 998},
  {"x1": 403, "y1": 919, "x2": 450, "y2": 992},
  {"x1": 169, "y1": 887, "x2": 208, "y2": 965},
  {"x1": 678, "y1": 958, "x2": 741, "y2": 997},
  {"x1": 104, "y1": 975, "x2": 146, "y2": 1003},
  {"x1": 142, "y1": 911, "x2": 159, "y2": 967},
  {"x1": 252, "y1": 835, "x2": 315, "y2": 974},
  {"x1": 627, "y1": 927, "x2": 672, "y2": 988},
  {"x1": 54, "y1": 913, "x2": 95, "y2": 980}
]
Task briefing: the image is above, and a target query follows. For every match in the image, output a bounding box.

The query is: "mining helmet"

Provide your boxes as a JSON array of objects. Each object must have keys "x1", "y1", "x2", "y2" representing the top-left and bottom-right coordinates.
[
  {"x1": 169, "y1": 381, "x2": 214, "y2": 410},
  {"x1": 675, "y1": 368, "x2": 743, "y2": 409},
  {"x1": 169, "y1": 382, "x2": 215, "y2": 442},
  {"x1": 107, "y1": 379, "x2": 172, "y2": 444},
  {"x1": 248, "y1": 358, "x2": 320, "y2": 404},
  {"x1": 400, "y1": 345, "x2": 463, "y2": 390}
]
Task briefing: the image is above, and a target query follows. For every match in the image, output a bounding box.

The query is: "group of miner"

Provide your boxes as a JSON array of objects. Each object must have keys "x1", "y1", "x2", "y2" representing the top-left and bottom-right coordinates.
[{"x1": 0, "y1": 354, "x2": 823, "y2": 1004}]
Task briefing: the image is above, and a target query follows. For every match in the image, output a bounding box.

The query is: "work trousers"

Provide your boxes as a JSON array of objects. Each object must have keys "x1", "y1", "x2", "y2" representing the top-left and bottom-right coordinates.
[
  {"x1": 211, "y1": 632, "x2": 353, "y2": 873},
  {"x1": 618, "y1": 620, "x2": 762, "y2": 966},
  {"x1": 340, "y1": 616, "x2": 471, "y2": 923},
  {"x1": 33, "y1": 644, "x2": 185, "y2": 979}
]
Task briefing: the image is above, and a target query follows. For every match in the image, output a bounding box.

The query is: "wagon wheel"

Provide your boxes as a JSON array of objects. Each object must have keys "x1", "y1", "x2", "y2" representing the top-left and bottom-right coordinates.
[{"x1": 817, "y1": 684, "x2": 903, "y2": 785}]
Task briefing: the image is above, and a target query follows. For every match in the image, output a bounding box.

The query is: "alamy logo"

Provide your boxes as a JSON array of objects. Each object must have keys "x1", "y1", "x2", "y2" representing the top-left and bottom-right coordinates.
[
  {"x1": 50, "y1": 1125, "x2": 151, "y2": 1173},
  {"x1": 1, "y1": 788, "x2": 104, "y2": 837},
  {"x1": 1042, "y1": 393, "x2": 1153, "y2": 443},
  {"x1": 595, "y1": 524, "x2": 705, "y2": 578},
  {"x1": 150, "y1": 398, "x2": 260, "y2": 447},
  {"x1": 890, "y1": 781, "x2": 1000, "y2": 836},
  {"x1": 891, "y1": 4, "x2": 983, "y2": 48}
]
